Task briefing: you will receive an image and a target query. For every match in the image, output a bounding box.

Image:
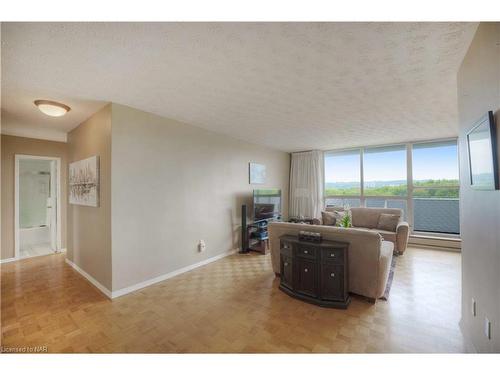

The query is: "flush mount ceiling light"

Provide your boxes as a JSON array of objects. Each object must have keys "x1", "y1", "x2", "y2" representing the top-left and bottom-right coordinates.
[{"x1": 34, "y1": 100, "x2": 71, "y2": 117}]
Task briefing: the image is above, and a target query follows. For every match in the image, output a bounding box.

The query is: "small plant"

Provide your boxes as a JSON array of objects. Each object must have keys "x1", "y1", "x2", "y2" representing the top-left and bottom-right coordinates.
[{"x1": 340, "y1": 208, "x2": 352, "y2": 228}]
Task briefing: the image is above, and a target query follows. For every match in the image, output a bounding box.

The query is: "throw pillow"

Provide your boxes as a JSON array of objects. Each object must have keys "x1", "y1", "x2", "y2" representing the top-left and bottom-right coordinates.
[
  {"x1": 321, "y1": 211, "x2": 336, "y2": 226},
  {"x1": 333, "y1": 210, "x2": 346, "y2": 227},
  {"x1": 377, "y1": 213, "x2": 400, "y2": 232}
]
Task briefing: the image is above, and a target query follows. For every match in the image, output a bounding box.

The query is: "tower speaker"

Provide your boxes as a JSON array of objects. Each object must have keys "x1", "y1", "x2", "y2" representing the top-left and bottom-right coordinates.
[{"x1": 240, "y1": 204, "x2": 248, "y2": 253}]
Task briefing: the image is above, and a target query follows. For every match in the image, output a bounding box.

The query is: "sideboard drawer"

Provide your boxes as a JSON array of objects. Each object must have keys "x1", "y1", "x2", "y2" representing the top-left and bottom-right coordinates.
[
  {"x1": 296, "y1": 246, "x2": 317, "y2": 260},
  {"x1": 320, "y1": 264, "x2": 345, "y2": 301},
  {"x1": 321, "y1": 248, "x2": 344, "y2": 264}
]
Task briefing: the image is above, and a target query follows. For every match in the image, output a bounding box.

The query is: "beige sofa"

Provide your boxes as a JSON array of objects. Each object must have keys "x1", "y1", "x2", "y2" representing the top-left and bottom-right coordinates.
[
  {"x1": 269, "y1": 222, "x2": 394, "y2": 300},
  {"x1": 323, "y1": 207, "x2": 409, "y2": 254}
]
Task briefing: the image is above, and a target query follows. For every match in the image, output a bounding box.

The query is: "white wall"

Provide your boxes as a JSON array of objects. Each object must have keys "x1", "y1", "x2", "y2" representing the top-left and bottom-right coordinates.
[
  {"x1": 457, "y1": 23, "x2": 500, "y2": 352},
  {"x1": 111, "y1": 104, "x2": 290, "y2": 291}
]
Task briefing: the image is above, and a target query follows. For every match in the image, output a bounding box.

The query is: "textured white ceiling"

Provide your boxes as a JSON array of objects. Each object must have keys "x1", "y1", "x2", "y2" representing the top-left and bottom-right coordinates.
[{"x1": 1, "y1": 22, "x2": 477, "y2": 151}]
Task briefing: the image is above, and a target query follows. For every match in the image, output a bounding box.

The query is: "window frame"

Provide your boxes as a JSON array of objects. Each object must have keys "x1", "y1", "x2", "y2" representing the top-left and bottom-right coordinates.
[
  {"x1": 323, "y1": 138, "x2": 460, "y2": 237},
  {"x1": 324, "y1": 148, "x2": 363, "y2": 197},
  {"x1": 362, "y1": 144, "x2": 408, "y2": 198}
]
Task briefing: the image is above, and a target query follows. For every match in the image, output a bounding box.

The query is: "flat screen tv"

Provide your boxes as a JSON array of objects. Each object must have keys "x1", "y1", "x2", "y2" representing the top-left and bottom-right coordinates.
[
  {"x1": 467, "y1": 111, "x2": 499, "y2": 190},
  {"x1": 253, "y1": 189, "x2": 281, "y2": 221}
]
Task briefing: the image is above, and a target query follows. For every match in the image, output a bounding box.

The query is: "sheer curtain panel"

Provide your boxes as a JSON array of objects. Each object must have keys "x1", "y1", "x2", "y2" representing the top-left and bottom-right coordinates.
[{"x1": 289, "y1": 150, "x2": 324, "y2": 219}]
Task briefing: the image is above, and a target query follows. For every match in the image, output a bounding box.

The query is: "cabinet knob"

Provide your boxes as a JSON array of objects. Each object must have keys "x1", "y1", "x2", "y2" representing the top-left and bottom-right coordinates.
[
  {"x1": 331, "y1": 273, "x2": 335, "y2": 277},
  {"x1": 330, "y1": 253, "x2": 335, "y2": 257},
  {"x1": 304, "y1": 250, "x2": 308, "y2": 254},
  {"x1": 304, "y1": 268, "x2": 308, "y2": 273},
  {"x1": 284, "y1": 262, "x2": 288, "y2": 266}
]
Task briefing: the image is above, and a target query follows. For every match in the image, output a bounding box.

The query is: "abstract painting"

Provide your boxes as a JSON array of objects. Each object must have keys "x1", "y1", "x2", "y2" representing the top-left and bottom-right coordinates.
[
  {"x1": 249, "y1": 162, "x2": 266, "y2": 184},
  {"x1": 69, "y1": 156, "x2": 100, "y2": 207}
]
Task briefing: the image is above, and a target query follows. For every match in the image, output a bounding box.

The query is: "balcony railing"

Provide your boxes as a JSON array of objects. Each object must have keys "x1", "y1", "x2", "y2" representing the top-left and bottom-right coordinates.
[
  {"x1": 413, "y1": 198, "x2": 459, "y2": 234},
  {"x1": 325, "y1": 196, "x2": 460, "y2": 235}
]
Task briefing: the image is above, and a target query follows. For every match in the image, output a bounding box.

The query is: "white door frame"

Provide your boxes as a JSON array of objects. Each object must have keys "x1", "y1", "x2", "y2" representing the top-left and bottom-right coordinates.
[{"x1": 14, "y1": 154, "x2": 62, "y2": 259}]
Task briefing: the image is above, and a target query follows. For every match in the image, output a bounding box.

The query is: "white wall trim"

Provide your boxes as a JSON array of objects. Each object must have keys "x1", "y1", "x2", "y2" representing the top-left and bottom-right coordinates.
[
  {"x1": 65, "y1": 258, "x2": 112, "y2": 299},
  {"x1": 0, "y1": 257, "x2": 18, "y2": 264},
  {"x1": 111, "y1": 249, "x2": 238, "y2": 299},
  {"x1": 1, "y1": 249, "x2": 66, "y2": 264},
  {"x1": 8, "y1": 249, "x2": 236, "y2": 299}
]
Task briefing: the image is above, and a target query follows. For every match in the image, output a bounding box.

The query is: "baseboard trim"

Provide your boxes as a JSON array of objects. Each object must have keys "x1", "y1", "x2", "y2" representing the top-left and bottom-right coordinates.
[
  {"x1": 65, "y1": 258, "x2": 112, "y2": 299},
  {"x1": 65, "y1": 250, "x2": 238, "y2": 299},
  {"x1": 1, "y1": 249, "x2": 68, "y2": 264},
  {"x1": 111, "y1": 249, "x2": 238, "y2": 299},
  {"x1": 0, "y1": 257, "x2": 18, "y2": 264}
]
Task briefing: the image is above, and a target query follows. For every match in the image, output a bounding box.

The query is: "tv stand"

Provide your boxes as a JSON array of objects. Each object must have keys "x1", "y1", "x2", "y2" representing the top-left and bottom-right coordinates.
[{"x1": 243, "y1": 216, "x2": 281, "y2": 254}]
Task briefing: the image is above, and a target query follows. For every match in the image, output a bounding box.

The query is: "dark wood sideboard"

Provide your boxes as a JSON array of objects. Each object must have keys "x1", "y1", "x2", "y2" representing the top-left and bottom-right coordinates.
[{"x1": 279, "y1": 235, "x2": 350, "y2": 309}]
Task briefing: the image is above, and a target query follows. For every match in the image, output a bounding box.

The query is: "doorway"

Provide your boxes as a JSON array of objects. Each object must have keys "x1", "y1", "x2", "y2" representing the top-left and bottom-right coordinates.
[{"x1": 15, "y1": 155, "x2": 62, "y2": 259}]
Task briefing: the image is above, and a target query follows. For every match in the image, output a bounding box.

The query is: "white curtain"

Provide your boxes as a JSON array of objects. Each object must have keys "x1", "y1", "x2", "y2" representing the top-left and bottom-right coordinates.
[{"x1": 289, "y1": 150, "x2": 324, "y2": 219}]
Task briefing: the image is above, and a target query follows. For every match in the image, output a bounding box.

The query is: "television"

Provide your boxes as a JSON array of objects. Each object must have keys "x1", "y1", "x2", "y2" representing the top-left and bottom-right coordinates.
[
  {"x1": 253, "y1": 189, "x2": 281, "y2": 221},
  {"x1": 467, "y1": 111, "x2": 499, "y2": 190}
]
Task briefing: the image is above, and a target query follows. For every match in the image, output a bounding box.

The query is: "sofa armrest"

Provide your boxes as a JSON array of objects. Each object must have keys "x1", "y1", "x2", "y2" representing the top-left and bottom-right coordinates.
[{"x1": 396, "y1": 221, "x2": 410, "y2": 254}]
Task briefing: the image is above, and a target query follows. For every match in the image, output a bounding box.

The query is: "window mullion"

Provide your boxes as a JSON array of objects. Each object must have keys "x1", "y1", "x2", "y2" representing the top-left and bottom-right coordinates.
[
  {"x1": 407, "y1": 143, "x2": 414, "y2": 231},
  {"x1": 360, "y1": 148, "x2": 365, "y2": 207}
]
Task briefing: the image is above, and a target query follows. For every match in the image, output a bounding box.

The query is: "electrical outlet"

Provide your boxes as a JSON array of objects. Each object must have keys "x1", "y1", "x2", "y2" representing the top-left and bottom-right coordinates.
[
  {"x1": 472, "y1": 299, "x2": 476, "y2": 317},
  {"x1": 198, "y1": 240, "x2": 206, "y2": 252},
  {"x1": 484, "y1": 317, "x2": 491, "y2": 340}
]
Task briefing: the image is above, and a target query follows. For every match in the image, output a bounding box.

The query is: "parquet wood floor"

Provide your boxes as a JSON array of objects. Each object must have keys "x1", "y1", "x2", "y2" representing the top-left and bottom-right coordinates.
[{"x1": 0, "y1": 247, "x2": 465, "y2": 353}]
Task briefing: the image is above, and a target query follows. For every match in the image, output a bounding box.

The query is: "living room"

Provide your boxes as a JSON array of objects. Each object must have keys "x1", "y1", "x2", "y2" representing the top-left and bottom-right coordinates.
[{"x1": 1, "y1": 1, "x2": 500, "y2": 373}]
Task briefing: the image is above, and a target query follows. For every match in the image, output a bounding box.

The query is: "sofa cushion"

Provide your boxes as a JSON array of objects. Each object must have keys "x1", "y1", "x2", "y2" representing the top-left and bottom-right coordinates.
[
  {"x1": 351, "y1": 208, "x2": 380, "y2": 228},
  {"x1": 377, "y1": 213, "x2": 400, "y2": 232},
  {"x1": 332, "y1": 210, "x2": 347, "y2": 226},
  {"x1": 351, "y1": 207, "x2": 403, "y2": 229},
  {"x1": 321, "y1": 211, "x2": 336, "y2": 226}
]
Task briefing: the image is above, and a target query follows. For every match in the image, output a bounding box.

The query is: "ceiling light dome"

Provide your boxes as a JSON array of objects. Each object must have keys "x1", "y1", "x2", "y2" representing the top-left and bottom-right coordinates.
[{"x1": 34, "y1": 100, "x2": 71, "y2": 117}]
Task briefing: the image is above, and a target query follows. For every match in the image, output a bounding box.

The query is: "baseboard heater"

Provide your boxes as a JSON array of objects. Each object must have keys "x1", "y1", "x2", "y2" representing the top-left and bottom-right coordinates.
[{"x1": 409, "y1": 234, "x2": 461, "y2": 251}]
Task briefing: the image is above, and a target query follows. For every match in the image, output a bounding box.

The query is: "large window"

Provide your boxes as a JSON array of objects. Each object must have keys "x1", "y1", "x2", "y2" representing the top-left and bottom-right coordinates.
[
  {"x1": 363, "y1": 145, "x2": 407, "y2": 196},
  {"x1": 412, "y1": 141, "x2": 460, "y2": 234},
  {"x1": 324, "y1": 150, "x2": 361, "y2": 196},
  {"x1": 324, "y1": 139, "x2": 460, "y2": 235}
]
